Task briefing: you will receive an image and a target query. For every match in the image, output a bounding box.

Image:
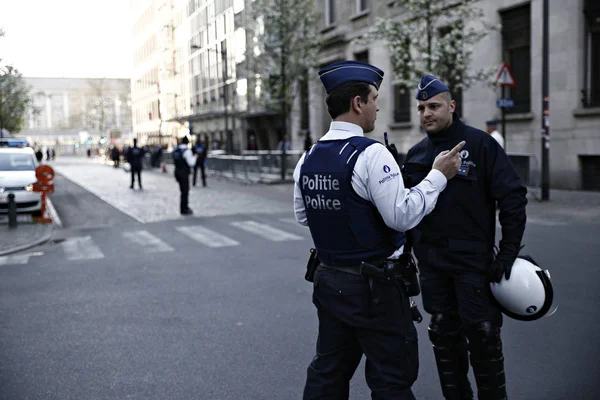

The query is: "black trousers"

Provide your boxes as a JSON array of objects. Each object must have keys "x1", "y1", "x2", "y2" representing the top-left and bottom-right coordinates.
[
  {"x1": 303, "y1": 267, "x2": 418, "y2": 400},
  {"x1": 176, "y1": 173, "x2": 190, "y2": 212},
  {"x1": 193, "y1": 162, "x2": 206, "y2": 186},
  {"x1": 130, "y1": 168, "x2": 142, "y2": 188}
]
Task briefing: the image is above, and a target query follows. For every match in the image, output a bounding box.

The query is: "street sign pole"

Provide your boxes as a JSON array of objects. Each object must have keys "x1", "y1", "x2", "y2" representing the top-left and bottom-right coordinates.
[
  {"x1": 501, "y1": 86, "x2": 507, "y2": 152},
  {"x1": 541, "y1": 0, "x2": 550, "y2": 201},
  {"x1": 495, "y1": 62, "x2": 516, "y2": 152}
]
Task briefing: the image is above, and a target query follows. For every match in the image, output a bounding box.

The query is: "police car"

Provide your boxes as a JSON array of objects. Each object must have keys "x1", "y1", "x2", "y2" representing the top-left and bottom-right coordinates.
[{"x1": 0, "y1": 146, "x2": 42, "y2": 215}]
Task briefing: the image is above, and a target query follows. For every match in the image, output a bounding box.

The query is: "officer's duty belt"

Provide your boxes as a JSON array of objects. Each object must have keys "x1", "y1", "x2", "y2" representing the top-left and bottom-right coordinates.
[{"x1": 320, "y1": 260, "x2": 400, "y2": 279}]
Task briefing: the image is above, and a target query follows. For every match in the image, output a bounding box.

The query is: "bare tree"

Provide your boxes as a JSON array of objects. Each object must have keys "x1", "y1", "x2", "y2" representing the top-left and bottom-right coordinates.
[{"x1": 248, "y1": 0, "x2": 321, "y2": 178}]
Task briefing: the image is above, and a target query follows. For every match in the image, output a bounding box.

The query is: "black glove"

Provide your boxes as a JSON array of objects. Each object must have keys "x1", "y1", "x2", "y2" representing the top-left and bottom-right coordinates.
[
  {"x1": 488, "y1": 242, "x2": 520, "y2": 283},
  {"x1": 386, "y1": 143, "x2": 402, "y2": 166}
]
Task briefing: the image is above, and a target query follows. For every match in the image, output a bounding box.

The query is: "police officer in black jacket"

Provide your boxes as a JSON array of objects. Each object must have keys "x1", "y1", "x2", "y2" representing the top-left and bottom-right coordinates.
[
  {"x1": 295, "y1": 62, "x2": 465, "y2": 400},
  {"x1": 192, "y1": 134, "x2": 207, "y2": 187},
  {"x1": 173, "y1": 136, "x2": 197, "y2": 215},
  {"x1": 127, "y1": 138, "x2": 144, "y2": 189},
  {"x1": 402, "y1": 75, "x2": 527, "y2": 400}
]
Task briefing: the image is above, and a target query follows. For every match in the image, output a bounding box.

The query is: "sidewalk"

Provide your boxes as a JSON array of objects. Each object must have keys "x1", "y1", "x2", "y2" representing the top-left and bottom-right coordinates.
[{"x1": 49, "y1": 156, "x2": 291, "y2": 224}]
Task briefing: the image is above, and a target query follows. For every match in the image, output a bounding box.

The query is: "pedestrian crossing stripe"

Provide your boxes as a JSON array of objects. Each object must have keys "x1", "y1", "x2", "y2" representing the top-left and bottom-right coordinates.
[
  {"x1": 230, "y1": 221, "x2": 303, "y2": 241},
  {"x1": 177, "y1": 225, "x2": 240, "y2": 248},
  {"x1": 1, "y1": 221, "x2": 310, "y2": 266},
  {"x1": 61, "y1": 236, "x2": 105, "y2": 260},
  {"x1": 122, "y1": 230, "x2": 174, "y2": 253},
  {"x1": 279, "y1": 217, "x2": 299, "y2": 225},
  {"x1": 0, "y1": 251, "x2": 44, "y2": 266}
]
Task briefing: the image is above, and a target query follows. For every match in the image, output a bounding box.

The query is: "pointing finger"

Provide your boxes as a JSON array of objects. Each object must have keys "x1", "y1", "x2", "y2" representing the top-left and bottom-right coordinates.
[{"x1": 449, "y1": 141, "x2": 466, "y2": 156}]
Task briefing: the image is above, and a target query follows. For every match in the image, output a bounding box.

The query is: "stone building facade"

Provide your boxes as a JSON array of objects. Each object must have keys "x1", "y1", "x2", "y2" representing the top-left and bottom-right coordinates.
[{"x1": 306, "y1": 0, "x2": 600, "y2": 190}]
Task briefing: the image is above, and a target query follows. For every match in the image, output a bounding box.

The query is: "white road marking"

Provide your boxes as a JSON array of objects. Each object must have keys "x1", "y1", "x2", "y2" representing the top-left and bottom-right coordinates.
[
  {"x1": 0, "y1": 251, "x2": 44, "y2": 266},
  {"x1": 122, "y1": 230, "x2": 174, "y2": 253},
  {"x1": 278, "y1": 217, "x2": 298, "y2": 224},
  {"x1": 230, "y1": 221, "x2": 303, "y2": 241},
  {"x1": 61, "y1": 236, "x2": 105, "y2": 260},
  {"x1": 46, "y1": 198, "x2": 63, "y2": 228},
  {"x1": 526, "y1": 217, "x2": 567, "y2": 226},
  {"x1": 177, "y1": 225, "x2": 240, "y2": 248}
]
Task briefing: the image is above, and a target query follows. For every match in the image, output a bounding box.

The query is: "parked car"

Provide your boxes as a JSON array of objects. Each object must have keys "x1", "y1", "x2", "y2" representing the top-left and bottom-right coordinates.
[
  {"x1": 0, "y1": 147, "x2": 42, "y2": 215},
  {"x1": 0, "y1": 137, "x2": 30, "y2": 148}
]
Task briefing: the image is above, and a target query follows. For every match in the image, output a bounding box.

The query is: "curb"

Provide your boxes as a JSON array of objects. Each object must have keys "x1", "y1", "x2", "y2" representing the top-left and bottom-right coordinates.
[{"x1": 0, "y1": 224, "x2": 54, "y2": 256}]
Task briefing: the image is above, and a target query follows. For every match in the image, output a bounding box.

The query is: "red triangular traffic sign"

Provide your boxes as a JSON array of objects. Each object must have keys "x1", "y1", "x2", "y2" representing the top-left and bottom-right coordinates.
[{"x1": 494, "y1": 62, "x2": 516, "y2": 86}]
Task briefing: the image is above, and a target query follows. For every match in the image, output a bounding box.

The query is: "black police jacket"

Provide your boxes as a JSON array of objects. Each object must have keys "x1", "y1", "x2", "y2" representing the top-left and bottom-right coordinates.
[
  {"x1": 402, "y1": 114, "x2": 527, "y2": 270},
  {"x1": 127, "y1": 146, "x2": 144, "y2": 170}
]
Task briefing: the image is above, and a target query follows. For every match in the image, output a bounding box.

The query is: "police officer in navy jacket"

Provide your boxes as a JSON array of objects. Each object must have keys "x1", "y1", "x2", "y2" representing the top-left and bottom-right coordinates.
[
  {"x1": 173, "y1": 136, "x2": 197, "y2": 215},
  {"x1": 127, "y1": 138, "x2": 144, "y2": 189},
  {"x1": 293, "y1": 61, "x2": 465, "y2": 400},
  {"x1": 402, "y1": 75, "x2": 528, "y2": 400}
]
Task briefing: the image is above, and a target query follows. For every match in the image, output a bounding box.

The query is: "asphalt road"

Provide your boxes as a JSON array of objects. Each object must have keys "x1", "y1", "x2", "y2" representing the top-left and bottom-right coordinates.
[{"x1": 0, "y1": 175, "x2": 599, "y2": 399}]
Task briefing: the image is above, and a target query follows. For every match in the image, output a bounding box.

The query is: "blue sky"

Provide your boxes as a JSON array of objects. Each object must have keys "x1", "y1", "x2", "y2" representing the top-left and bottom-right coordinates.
[{"x1": 0, "y1": 0, "x2": 132, "y2": 78}]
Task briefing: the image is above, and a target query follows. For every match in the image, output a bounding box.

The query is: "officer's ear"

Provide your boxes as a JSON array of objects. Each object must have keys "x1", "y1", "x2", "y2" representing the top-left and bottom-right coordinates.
[
  {"x1": 351, "y1": 95, "x2": 363, "y2": 114},
  {"x1": 448, "y1": 99, "x2": 456, "y2": 114}
]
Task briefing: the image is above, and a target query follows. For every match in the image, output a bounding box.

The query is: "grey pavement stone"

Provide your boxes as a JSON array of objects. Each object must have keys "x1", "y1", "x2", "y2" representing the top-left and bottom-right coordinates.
[
  {"x1": 51, "y1": 156, "x2": 291, "y2": 224},
  {"x1": 0, "y1": 222, "x2": 53, "y2": 256},
  {"x1": 525, "y1": 187, "x2": 600, "y2": 223}
]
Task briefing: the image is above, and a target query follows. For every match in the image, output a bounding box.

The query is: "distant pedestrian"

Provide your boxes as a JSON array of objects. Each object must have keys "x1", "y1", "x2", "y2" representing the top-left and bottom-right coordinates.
[
  {"x1": 46, "y1": 148, "x2": 51, "y2": 161},
  {"x1": 173, "y1": 136, "x2": 196, "y2": 215},
  {"x1": 111, "y1": 146, "x2": 120, "y2": 168},
  {"x1": 35, "y1": 148, "x2": 43, "y2": 163},
  {"x1": 277, "y1": 134, "x2": 292, "y2": 151},
  {"x1": 486, "y1": 119, "x2": 505, "y2": 149},
  {"x1": 247, "y1": 133, "x2": 258, "y2": 151},
  {"x1": 192, "y1": 135, "x2": 207, "y2": 187},
  {"x1": 127, "y1": 138, "x2": 144, "y2": 190},
  {"x1": 51, "y1": 148, "x2": 56, "y2": 160},
  {"x1": 303, "y1": 130, "x2": 313, "y2": 151}
]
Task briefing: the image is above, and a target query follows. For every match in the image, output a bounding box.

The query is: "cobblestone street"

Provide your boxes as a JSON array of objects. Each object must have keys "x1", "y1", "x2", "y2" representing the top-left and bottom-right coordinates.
[{"x1": 51, "y1": 156, "x2": 291, "y2": 224}]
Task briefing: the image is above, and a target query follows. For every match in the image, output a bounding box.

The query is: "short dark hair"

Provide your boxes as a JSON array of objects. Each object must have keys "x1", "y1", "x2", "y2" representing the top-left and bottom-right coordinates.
[
  {"x1": 440, "y1": 91, "x2": 452, "y2": 104},
  {"x1": 181, "y1": 136, "x2": 189, "y2": 144},
  {"x1": 325, "y1": 82, "x2": 373, "y2": 119}
]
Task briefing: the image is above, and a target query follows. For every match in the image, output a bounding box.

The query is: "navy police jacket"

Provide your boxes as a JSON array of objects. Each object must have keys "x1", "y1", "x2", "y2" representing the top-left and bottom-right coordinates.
[
  {"x1": 300, "y1": 136, "x2": 405, "y2": 266},
  {"x1": 172, "y1": 146, "x2": 191, "y2": 175},
  {"x1": 402, "y1": 114, "x2": 527, "y2": 270},
  {"x1": 127, "y1": 146, "x2": 144, "y2": 170}
]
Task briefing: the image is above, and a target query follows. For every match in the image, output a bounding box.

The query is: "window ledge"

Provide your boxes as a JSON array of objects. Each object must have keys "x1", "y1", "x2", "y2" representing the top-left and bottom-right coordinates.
[
  {"x1": 505, "y1": 112, "x2": 535, "y2": 121},
  {"x1": 573, "y1": 106, "x2": 600, "y2": 117},
  {"x1": 320, "y1": 24, "x2": 337, "y2": 34},
  {"x1": 390, "y1": 122, "x2": 413, "y2": 129},
  {"x1": 350, "y1": 10, "x2": 370, "y2": 21}
]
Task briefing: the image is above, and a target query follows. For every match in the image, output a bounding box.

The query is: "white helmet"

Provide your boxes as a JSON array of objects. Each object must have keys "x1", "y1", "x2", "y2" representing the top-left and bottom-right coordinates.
[{"x1": 490, "y1": 255, "x2": 557, "y2": 321}]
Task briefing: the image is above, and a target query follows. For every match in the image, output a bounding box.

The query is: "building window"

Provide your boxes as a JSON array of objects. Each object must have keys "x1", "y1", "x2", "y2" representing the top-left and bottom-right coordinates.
[
  {"x1": 357, "y1": 0, "x2": 369, "y2": 13},
  {"x1": 501, "y1": 4, "x2": 531, "y2": 113},
  {"x1": 325, "y1": 0, "x2": 336, "y2": 26},
  {"x1": 354, "y1": 50, "x2": 368, "y2": 64},
  {"x1": 584, "y1": 0, "x2": 600, "y2": 107},
  {"x1": 394, "y1": 85, "x2": 411, "y2": 123}
]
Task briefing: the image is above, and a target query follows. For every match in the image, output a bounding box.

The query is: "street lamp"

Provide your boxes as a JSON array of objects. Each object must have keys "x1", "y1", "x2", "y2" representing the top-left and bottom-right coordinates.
[{"x1": 191, "y1": 43, "x2": 231, "y2": 153}]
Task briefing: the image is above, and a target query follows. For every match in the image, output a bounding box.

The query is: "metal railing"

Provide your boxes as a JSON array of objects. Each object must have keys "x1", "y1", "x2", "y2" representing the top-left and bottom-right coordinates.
[{"x1": 162, "y1": 149, "x2": 304, "y2": 183}]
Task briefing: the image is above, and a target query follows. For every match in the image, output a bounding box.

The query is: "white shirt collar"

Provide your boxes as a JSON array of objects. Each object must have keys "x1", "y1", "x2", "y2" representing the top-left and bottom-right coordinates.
[{"x1": 320, "y1": 121, "x2": 364, "y2": 140}]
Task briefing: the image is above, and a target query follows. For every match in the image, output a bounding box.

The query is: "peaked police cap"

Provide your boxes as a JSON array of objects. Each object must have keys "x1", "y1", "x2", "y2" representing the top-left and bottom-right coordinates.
[{"x1": 318, "y1": 60, "x2": 384, "y2": 94}]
